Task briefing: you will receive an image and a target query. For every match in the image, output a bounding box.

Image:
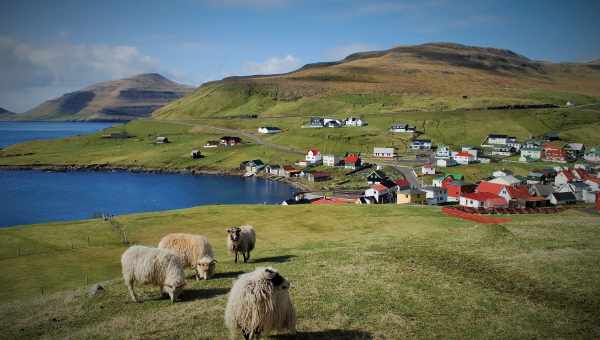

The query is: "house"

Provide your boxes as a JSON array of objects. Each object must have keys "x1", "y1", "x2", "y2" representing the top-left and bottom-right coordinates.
[
  {"x1": 459, "y1": 192, "x2": 508, "y2": 209},
  {"x1": 190, "y1": 150, "x2": 202, "y2": 159},
  {"x1": 257, "y1": 126, "x2": 282, "y2": 134},
  {"x1": 306, "y1": 171, "x2": 331, "y2": 182},
  {"x1": 433, "y1": 173, "x2": 464, "y2": 187},
  {"x1": 393, "y1": 178, "x2": 411, "y2": 190},
  {"x1": 323, "y1": 154, "x2": 342, "y2": 167},
  {"x1": 389, "y1": 123, "x2": 416, "y2": 133},
  {"x1": 364, "y1": 182, "x2": 397, "y2": 204},
  {"x1": 554, "y1": 169, "x2": 579, "y2": 186},
  {"x1": 220, "y1": 136, "x2": 242, "y2": 146},
  {"x1": 410, "y1": 139, "x2": 432, "y2": 150},
  {"x1": 543, "y1": 143, "x2": 567, "y2": 163},
  {"x1": 584, "y1": 146, "x2": 600, "y2": 163},
  {"x1": 529, "y1": 183, "x2": 554, "y2": 198},
  {"x1": 477, "y1": 181, "x2": 540, "y2": 208},
  {"x1": 436, "y1": 144, "x2": 451, "y2": 159},
  {"x1": 324, "y1": 119, "x2": 343, "y2": 128},
  {"x1": 519, "y1": 146, "x2": 543, "y2": 162},
  {"x1": 461, "y1": 146, "x2": 479, "y2": 159},
  {"x1": 367, "y1": 170, "x2": 388, "y2": 184},
  {"x1": 444, "y1": 180, "x2": 476, "y2": 202},
  {"x1": 305, "y1": 148, "x2": 322, "y2": 164},
  {"x1": 526, "y1": 172, "x2": 545, "y2": 184},
  {"x1": 549, "y1": 192, "x2": 576, "y2": 205},
  {"x1": 343, "y1": 153, "x2": 362, "y2": 169},
  {"x1": 421, "y1": 164, "x2": 436, "y2": 175},
  {"x1": 453, "y1": 151, "x2": 475, "y2": 165},
  {"x1": 422, "y1": 186, "x2": 448, "y2": 205},
  {"x1": 490, "y1": 146, "x2": 517, "y2": 157},
  {"x1": 492, "y1": 169, "x2": 513, "y2": 178},
  {"x1": 241, "y1": 160, "x2": 265, "y2": 174},
  {"x1": 265, "y1": 165, "x2": 281, "y2": 176},
  {"x1": 397, "y1": 189, "x2": 427, "y2": 205},
  {"x1": 155, "y1": 136, "x2": 169, "y2": 144},
  {"x1": 482, "y1": 134, "x2": 519, "y2": 148},
  {"x1": 436, "y1": 158, "x2": 458, "y2": 168},
  {"x1": 582, "y1": 188, "x2": 599, "y2": 204},
  {"x1": 344, "y1": 117, "x2": 366, "y2": 127},
  {"x1": 308, "y1": 117, "x2": 324, "y2": 128},
  {"x1": 488, "y1": 175, "x2": 522, "y2": 186},
  {"x1": 281, "y1": 165, "x2": 302, "y2": 177},
  {"x1": 556, "y1": 182, "x2": 590, "y2": 202},
  {"x1": 565, "y1": 143, "x2": 585, "y2": 160},
  {"x1": 203, "y1": 140, "x2": 220, "y2": 148},
  {"x1": 373, "y1": 147, "x2": 395, "y2": 158}
]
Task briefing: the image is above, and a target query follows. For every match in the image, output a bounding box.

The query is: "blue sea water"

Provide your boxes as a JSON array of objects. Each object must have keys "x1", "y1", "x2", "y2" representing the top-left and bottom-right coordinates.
[{"x1": 0, "y1": 121, "x2": 115, "y2": 148}]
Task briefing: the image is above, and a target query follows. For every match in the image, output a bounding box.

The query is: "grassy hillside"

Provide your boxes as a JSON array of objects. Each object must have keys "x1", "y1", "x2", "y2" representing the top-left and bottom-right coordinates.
[
  {"x1": 154, "y1": 43, "x2": 600, "y2": 120},
  {"x1": 0, "y1": 205, "x2": 599, "y2": 339}
]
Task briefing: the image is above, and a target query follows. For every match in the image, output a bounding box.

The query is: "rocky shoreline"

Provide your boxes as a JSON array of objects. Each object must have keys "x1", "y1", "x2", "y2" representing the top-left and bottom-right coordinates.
[{"x1": 0, "y1": 163, "x2": 311, "y2": 192}]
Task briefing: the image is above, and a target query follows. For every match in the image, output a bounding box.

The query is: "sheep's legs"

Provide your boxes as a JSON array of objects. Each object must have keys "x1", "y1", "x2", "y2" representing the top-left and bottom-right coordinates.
[{"x1": 126, "y1": 281, "x2": 138, "y2": 302}]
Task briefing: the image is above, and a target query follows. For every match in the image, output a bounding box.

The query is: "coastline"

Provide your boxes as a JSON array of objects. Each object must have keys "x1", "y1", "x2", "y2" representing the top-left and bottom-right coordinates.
[{"x1": 0, "y1": 163, "x2": 312, "y2": 192}]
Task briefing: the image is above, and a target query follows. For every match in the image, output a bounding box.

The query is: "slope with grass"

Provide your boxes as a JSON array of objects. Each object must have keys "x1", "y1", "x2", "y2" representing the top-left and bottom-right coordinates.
[
  {"x1": 0, "y1": 205, "x2": 599, "y2": 339},
  {"x1": 5, "y1": 73, "x2": 193, "y2": 122},
  {"x1": 154, "y1": 43, "x2": 600, "y2": 120}
]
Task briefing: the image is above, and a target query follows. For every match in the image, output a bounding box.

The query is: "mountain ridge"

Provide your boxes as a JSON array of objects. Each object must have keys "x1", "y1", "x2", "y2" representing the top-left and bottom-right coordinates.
[{"x1": 6, "y1": 73, "x2": 193, "y2": 122}]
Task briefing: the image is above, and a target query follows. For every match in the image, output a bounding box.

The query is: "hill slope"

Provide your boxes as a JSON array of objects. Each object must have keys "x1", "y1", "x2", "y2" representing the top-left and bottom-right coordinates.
[
  {"x1": 154, "y1": 43, "x2": 600, "y2": 119},
  {"x1": 0, "y1": 107, "x2": 15, "y2": 119},
  {"x1": 10, "y1": 74, "x2": 193, "y2": 121}
]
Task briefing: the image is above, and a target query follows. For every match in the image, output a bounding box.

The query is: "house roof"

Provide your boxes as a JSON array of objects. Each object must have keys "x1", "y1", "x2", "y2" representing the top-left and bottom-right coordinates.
[
  {"x1": 487, "y1": 134, "x2": 508, "y2": 138},
  {"x1": 455, "y1": 151, "x2": 472, "y2": 157},
  {"x1": 462, "y1": 192, "x2": 507, "y2": 204},
  {"x1": 394, "y1": 179, "x2": 410, "y2": 187},
  {"x1": 477, "y1": 181, "x2": 506, "y2": 195},
  {"x1": 308, "y1": 148, "x2": 320, "y2": 155},
  {"x1": 530, "y1": 184, "x2": 553, "y2": 197},
  {"x1": 368, "y1": 170, "x2": 387, "y2": 179},
  {"x1": 489, "y1": 175, "x2": 521, "y2": 186},
  {"x1": 552, "y1": 192, "x2": 577, "y2": 201},
  {"x1": 371, "y1": 183, "x2": 389, "y2": 192},
  {"x1": 344, "y1": 153, "x2": 361, "y2": 164},
  {"x1": 506, "y1": 185, "x2": 531, "y2": 200},
  {"x1": 558, "y1": 170, "x2": 576, "y2": 182},
  {"x1": 445, "y1": 173, "x2": 464, "y2": 180}
]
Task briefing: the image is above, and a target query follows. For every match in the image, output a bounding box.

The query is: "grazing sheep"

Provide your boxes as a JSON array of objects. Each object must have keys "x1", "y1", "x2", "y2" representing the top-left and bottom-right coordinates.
[
  {"x1": 158, "y1": 233, "x2": 217, "y2": 280},
  {"x1": 227, "y1": 225, "x2": 256, "y2": 263},
  {"x1": 121, "y1": 245, "x2": 186, "y2": 303},
  {"x1": 224, "y1": 267, "x2": 296, "y2": 339}
]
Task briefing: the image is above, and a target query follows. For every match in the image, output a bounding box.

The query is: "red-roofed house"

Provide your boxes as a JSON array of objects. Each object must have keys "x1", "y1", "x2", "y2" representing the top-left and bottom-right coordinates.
[
  {"x1": 305, "y1": 148, "x2": 322, "y2": 164},
  {"x1": 477, "y1": 181, "x2": 544, "y2": 207},
  {"x1": 394, "y1": 178, "x2": 410, "y2": 190},
  {"x1": 454, "y1": 151, "x2": 475, "y2": 165},
  {"x1": 343, "y1": 153, "x2": 362, "y2": 169},
  {"x1": 445, "y1": 181, "x2": 477, "y2": 202},
  {"x1": 459, "y1": 192, "x2": 508, "y2": 209},
  {"x1": 543, "y1": 143, "x2": 567, "y2": 163},
  {"x1": 364, "y1": 182, "x2": 397, "y2": 203}
]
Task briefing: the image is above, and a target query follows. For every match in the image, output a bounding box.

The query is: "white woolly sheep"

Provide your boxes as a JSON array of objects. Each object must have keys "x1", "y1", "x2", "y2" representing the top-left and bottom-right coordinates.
[
  {"x1": 227, "y1": 225, "x2": 256, "y2": 263},
  {"x1": 224, "y1": 267, "x2": 296, "y2": 339},
  {"x1": 158, "y1": 233, "x2": 217, "y2": 280},
  {"x1": 121, "y1": 245, "x2": 186, "y2": 303}
]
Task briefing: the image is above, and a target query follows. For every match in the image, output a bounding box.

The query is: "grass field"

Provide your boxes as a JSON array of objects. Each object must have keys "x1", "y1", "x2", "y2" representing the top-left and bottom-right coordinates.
[{"x1": 0, "y1": 205, "x2": 599, "y2": 339}]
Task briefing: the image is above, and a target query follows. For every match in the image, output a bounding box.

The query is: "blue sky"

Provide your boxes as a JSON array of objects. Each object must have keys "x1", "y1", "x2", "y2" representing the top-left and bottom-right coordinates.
[{"x1": 1, "y1": 0, "x2": 599, "y2": 112}]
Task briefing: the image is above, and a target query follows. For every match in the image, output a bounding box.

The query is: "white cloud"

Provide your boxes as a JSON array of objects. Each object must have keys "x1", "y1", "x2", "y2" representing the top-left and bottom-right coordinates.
[
  {"x1": 242, "y1": 55, "x2": 302, "y2": 75},
  {"x1": 324, "y1": 43, "x2": 379, "y2": 60},
  {"x1": 0, "y1": 36, "x2": 160, "y2": 111}
]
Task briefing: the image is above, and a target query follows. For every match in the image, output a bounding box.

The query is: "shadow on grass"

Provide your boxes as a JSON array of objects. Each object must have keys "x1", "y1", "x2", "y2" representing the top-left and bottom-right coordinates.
[
  {"x1": 252, "y1": 255, "x2": 296, "y2": 263},
  {"x1": 273, "y1": 330, "x2": 373, "y2": 339},
  {"x1": 212, "y1": 271, "x2": 245, "y2": 279},
  {"x1": 179, "y1": 288, "x2": 229, "y2": 302}
]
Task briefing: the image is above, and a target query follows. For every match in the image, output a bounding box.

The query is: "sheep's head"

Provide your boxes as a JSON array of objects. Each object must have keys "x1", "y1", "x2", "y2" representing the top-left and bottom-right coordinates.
[
  {"x1": 196, "y1": 256, "x2": 217, "y2": 280},
  {"x1": 226, "y1": 227, "x2": 242, "y2": 243},
  {"x1": 263, "y1": 267, "x2": 290, "y2": 291},
  {"x1": 163, "y1": 280, "x2": 186, "y2": 303}
]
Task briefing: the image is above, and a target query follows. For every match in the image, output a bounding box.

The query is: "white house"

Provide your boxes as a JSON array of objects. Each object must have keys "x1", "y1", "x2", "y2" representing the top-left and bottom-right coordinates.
[
  {"x1": 584, "y1": 147, "x2": 600, "y2": 163},
  {"x1": 389, "y1": 123, "x2": 416, "y2": 133},
  {"x1": 373, "y1": 147, "x2": 395, "y2": 158},
  {"x1": 422, "y1": 186, "x2": 447, "y2": 205},
  {"x1": 305, "y1": 148, "x2": 322, "y2": 164},
  {"x1": 461, "y1": 146, "x2": 479, "y2": 159},
  {"x1": 421, "y1": 164, "x2": 436, "y2": 175},
  {"x1": 344, "y1": 117, "x2": 366, "y2": 127},
  {"x1": 436, "y1": 158, "x2": 458, "y2": 168},
  {"x1": 364, "y1": 182, "x2": 396, "y2": 204},
  {"x1": 258, "y1": 126, "x2": 282, "y2": 134},
  {"x1": 436, "y1": 144, "x2": 451, "y2": 159},
  {"x1": 488, "y1": 175, "x2": 522, "y2": 186},
  {"x1": 323, "y1": 154, "x2": 341, "y2": 167},
  {"x1": 410, "y1": 139, "x2": 432, "y2": 150},
  {"x1": 520, "y1": 146, "x2": 543, "y2": 162},
  {"x1": 453, "y1": 151, "x2": 475, "y2": 165}
]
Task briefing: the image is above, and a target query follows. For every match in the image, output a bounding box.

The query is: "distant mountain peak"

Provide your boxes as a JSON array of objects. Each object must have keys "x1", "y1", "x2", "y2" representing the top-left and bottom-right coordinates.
[
  {"x1": 128, "y1": 73, "x2": 169, "y2": 81},
  {"x1": 0, "y1": 107, "x2": 14, "y2": 115}
]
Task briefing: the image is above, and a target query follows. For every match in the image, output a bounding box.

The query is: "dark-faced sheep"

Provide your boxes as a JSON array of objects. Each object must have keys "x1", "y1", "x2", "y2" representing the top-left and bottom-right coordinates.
[
  {"x1": 158, "y1": 233, "x2": 217, "y2": 280},
  {"x1": 227, "y1": 225, "x2": 256, "y2": 263},
  {"x1": 121, "y1": 245, "x2": 186, "y2": 303},
  {"x1": 224, "y1": 267, "x2": 296, "y2": 339}
]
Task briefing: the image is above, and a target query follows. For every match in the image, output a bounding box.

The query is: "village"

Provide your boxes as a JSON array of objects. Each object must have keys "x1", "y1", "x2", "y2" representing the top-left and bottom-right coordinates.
[{"x1": 199, "y1": 115, "x2": 600, "y2": 214}]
